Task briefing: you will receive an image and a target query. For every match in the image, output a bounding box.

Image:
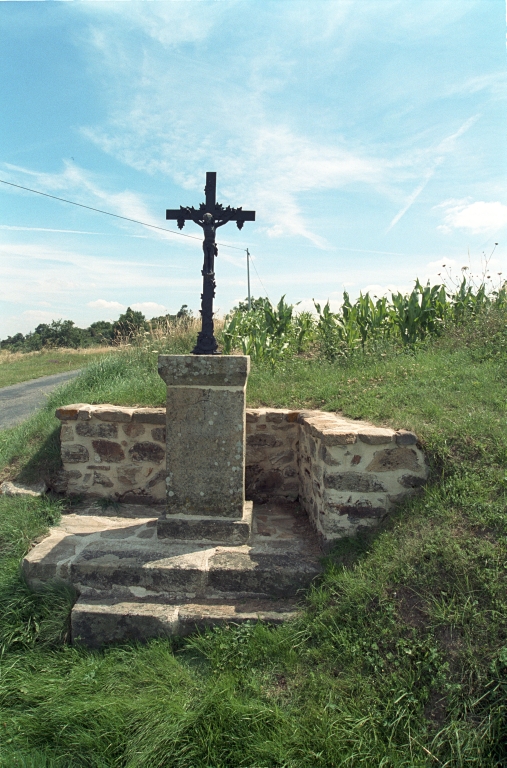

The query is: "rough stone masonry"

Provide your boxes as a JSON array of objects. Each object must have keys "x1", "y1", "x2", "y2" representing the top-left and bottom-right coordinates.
[{"x1": 55, "y1": 398, "x2": 428, "y2": 547}]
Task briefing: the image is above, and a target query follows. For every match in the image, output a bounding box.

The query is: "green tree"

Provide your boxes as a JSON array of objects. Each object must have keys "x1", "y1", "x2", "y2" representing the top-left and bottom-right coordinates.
[
  {"x1": 89, "y1": 321, "x2": 114, "y2": 344},
  {"x1": 0, "y1": 333, "x2": 25, "y2": 351},
  {"x1": 34, "y1": 320, "x2": 82, "y2": 349},
  {"x1": 112, "y1": 308, "x2": 147, "y2": 339}
]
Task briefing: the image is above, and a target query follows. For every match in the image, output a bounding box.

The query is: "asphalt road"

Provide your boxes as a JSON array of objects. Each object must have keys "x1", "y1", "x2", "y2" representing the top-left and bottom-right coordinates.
[{"x1": 0, "y1": 369, "x2": 82, "y2": 430}]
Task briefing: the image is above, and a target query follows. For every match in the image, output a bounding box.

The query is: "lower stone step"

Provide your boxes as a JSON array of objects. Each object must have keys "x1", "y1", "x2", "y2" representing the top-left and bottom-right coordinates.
[{"x1": 71, "y1": 596, "x2": 299, "y2": 648}]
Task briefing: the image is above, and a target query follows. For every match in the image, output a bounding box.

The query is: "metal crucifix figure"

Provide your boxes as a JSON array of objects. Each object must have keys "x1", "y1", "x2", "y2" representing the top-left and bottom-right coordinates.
[{"x1": 166, "y1": 172, "x2": 255, "y2": 355}]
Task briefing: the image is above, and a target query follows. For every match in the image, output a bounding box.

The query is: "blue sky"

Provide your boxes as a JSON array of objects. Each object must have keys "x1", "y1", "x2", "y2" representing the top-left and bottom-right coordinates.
[{"x1": 1, "y1": 0, "x2": 505, "y2": 337}]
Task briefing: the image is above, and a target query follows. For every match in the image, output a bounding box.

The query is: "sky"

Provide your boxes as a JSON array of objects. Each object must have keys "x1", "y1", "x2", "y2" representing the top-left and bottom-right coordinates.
[{"x1": 0, "y1": 0, "x2": 506, "y2": 337}]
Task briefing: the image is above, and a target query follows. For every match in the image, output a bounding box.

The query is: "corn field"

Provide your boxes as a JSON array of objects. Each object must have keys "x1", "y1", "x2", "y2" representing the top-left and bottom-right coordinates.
[{"x1": 222, "y1": 279, "x2": 507, "y2": 364}]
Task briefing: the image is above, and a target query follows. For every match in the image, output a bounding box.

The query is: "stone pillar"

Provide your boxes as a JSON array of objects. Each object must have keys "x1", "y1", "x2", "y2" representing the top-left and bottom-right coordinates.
[{"x1": 157, "y1": 355, "x2": 251, "y2": 542}]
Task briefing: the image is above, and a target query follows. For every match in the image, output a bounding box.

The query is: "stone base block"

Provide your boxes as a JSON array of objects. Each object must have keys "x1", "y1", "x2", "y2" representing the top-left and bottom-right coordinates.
[
  {"x1": 72, "y1": 596, "x2": 299, "y2": 649},
  {"x1": 157, "y1": 502, "x2": 253, "y2": 544}
]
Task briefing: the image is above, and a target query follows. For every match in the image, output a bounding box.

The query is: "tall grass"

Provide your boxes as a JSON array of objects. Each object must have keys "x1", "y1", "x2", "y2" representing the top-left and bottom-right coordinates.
[{"x1": 0, "y1": 299, "x2": 506, "y2": 766}]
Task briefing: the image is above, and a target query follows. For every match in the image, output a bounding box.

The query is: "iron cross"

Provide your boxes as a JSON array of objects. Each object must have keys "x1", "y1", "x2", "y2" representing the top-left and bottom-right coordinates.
[{"x1": 166, "y1": 172, "x2": 255, "y2": 355}]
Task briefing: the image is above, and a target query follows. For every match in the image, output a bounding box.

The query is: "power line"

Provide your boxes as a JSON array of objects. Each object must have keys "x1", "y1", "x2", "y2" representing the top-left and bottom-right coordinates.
[
  {"x1": 0, "y1": 176, "x2": 272, "y2": 299},
  {"x1": 249, "y1": 251, "x2": 270, "y2": 301},
  {"x1": 0, "y1": 178, "x2": 247, "y2": 251}
]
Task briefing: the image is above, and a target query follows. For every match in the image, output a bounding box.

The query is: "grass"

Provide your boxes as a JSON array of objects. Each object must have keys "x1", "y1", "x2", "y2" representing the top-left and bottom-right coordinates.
[
  {"x1": 0, "y1": 311, "x2": 506, "y2": 766},
  {"x1": 0, "y1": 347, "x2": 114, "y2": 389}
]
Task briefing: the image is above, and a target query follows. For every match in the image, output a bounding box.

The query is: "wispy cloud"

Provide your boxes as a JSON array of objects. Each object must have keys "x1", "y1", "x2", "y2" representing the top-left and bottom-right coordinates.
[
  {"x1": 0, "y1": 224, "x2": 116, "y2": 236},
  {"x1": 0, "y1": 241, "x2": 199, "y2": 308},
  {"x1": 131, "y1": 301, "x2": 168, "y2": 315},
  {"x1": 74, "y1": 4, "x2": 389, "y2": 249},
  {"x1": 2, "y1": 161, "x2": 195, "y2": 247},
  {"x1": 386, "y1": 115, "x2": 480, "y2": 231},
  {"x1": 445, "y1": 71, "x2": 507, "y2": 98}
]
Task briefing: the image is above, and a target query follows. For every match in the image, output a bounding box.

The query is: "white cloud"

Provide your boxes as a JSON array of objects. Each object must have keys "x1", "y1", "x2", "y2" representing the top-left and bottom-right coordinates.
[
  {"x1": 72, "y1": 6, "x2": 389, "y2": 249},
  {"x1": 446, "y1": 71, "x2": 507, "y2": 98},
  {"x1": 81, "y1": 2, "x2": 221, "y2": 49},
  {"x1": 438, "y1": 200, "x2": 507, "y2": 234},
  {"x1": 0, "y1": 225, "x2": 107, "y2": 235},
  {"x1": 2, "y1": 310, "x2": 57, "y2": 337},
  {"x1": 361, "y1": 283, "x2": 413, "y2": 297},
  {"x1": 21, "y1": 310, "x2": 56, "y2": 323},
  {"x1": 86, "y1": 300, "x2": 168, "y2": 319},
  {"x1": 87, "y1": 299, "x2": 125, "y2": 311},
  {"x1": 130, "y1": 302, "x2": 168, "y2": 316}
]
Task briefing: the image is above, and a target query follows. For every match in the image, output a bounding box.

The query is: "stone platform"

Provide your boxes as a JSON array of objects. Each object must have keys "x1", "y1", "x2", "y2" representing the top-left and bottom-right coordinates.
[{"x1": 23, "y1": 500, "x2": 322, "y2": 648}]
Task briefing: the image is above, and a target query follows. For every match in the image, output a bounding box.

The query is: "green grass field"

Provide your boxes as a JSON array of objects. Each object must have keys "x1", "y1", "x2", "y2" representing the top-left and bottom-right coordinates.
[
  {"x1": 0, "y1": 312, "x2": 506, "y2": 767},
  {"x1": 0, "y1": 347, "x2": 114, "y2": 389}
]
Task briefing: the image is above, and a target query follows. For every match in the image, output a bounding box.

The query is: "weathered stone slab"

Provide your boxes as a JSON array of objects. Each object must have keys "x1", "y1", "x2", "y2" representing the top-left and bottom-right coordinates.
[
  {"x1": 157, "y1": 502, "x2": 252, "y2": 544},
  {"x1": 158, "y1": 354, "x2": 249, "y2": 388},
  {"x1": 131, "y1": 408, "x2": 166, "y2": 425},
  {"x1": 207, "y1": 550, "x2": 322, "y2": 597},
  {"x1": 72, "y1": 597, "x2": 298, "y2": 648},
  {"x1": 72, "y1": 599, "x2": 179, "y2": 647},
  {"x1": 76, "y1": 422, "x2": 118, "y2": 439},
  {"x1": 0, "y1": 480, "x2": 47, "y2": 497},
  {"x1": 395, "y1": 429, "x2": 418, "y2": 446},
  {"x1": 366, "y1": 447, "x2": 420, "y2": 472},
  {"x1": 159, "y1": 355, "x2": 249, "y2": 518},
  {"x1": 92, "y1": 440, "x2": 125, "y2": 463},
  {"x1": 55, "y1": 404, "x2": 91, "y2": 421},
  {"x1": 62, "y1": 444, "x2": 90, "y2": 463}
]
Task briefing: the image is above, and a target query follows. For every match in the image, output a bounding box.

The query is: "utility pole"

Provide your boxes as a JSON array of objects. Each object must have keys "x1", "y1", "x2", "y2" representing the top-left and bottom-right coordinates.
[{"x1": 246, "y1": 248, "x2": 251, "y2": 310}]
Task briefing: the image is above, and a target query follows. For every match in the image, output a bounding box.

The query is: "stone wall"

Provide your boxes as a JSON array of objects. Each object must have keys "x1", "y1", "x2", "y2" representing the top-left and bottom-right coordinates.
[
  {"x1": 297, "y1": 411, "x2": 427, "y2": 542},
  {"x1": 55, "y1": 404, "x2": 167, "y2": 504},
  {"x1": 245, "y1": 409, "x2": 300, "y2": 502},
  {"x1": 55, "y1": 404, "x2": 428, "y2": 543}
]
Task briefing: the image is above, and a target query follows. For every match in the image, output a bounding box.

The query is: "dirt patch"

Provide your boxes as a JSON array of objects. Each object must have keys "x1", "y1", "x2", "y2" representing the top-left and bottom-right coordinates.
[
  {"x1": 395, "y1": 586, "x2": 428, "y2": 630},
  {"x1": 435, "y1": 624, "x2": 464, "y2": 677},
  {"x1": 424, "y1": 689, "x2": 447, "y2": 729}
]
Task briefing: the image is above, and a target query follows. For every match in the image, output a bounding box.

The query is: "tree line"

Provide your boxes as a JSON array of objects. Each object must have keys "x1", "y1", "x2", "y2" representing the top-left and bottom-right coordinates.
[{"x1": 0, "y1": 306, "x2": 192, "y2": 352}]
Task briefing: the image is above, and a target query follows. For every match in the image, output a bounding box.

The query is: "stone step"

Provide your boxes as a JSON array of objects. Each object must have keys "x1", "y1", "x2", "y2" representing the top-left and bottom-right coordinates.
[
  {"x1": 24, "y1": 534, "x2": 321, "y2": 600},
  {"x1": 69, "y1": 542, "x2": 320, "y2": 599},
  {"x1": 207, "y1": 549, "x2": 322, "y2": 597},
  {"x1": 23, "y1": 501, "x2": 323, "y2": 644},
  {"x1": 71, "y1": 596, "x2": 300, "y2": 648},
  {"x1": 67, "y1": 502, "x2": 164, "y2": 519},
  {"x1": 157, "y1": 501, "x2": 253, "y2": 544}
]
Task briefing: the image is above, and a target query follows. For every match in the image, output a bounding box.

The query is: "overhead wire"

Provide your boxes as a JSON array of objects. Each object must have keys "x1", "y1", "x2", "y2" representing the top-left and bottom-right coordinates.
[
  {"x1": 0, "y1": 176, "x2": 272, "y2": 300},
  {"x1": 0, "y1": 178, "x2": 246, "y2": 251},
  {"x1": 249, "y1": 252, "x2": 270, "y2": 302}
]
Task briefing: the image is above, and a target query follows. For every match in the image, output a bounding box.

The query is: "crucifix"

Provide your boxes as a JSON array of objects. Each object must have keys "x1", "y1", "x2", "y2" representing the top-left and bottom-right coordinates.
[{"x1": 166, "y1": 172, "x2": 255, "y2": 355}]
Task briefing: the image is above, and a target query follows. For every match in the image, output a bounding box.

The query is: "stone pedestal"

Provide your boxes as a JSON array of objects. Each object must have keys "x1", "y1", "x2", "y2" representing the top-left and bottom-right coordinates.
[{"x1": 157, "y1": 355, "x2": 250, "y2": 541}]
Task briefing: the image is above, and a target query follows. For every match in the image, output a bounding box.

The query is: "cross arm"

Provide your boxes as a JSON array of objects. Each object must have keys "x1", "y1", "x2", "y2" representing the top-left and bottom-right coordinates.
[
  {"x1": 215, "y1": 208, "x2": 255, "y2": 230},
  {"x1": 166, "y1": 205, "x2": 256, "y2": 231},
  {"x1": 223, "y1": 210, "x2": 255, "y2": 222},
  {"x1": 166, "y1": 207, "x2": 195, "y2": 230}
]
